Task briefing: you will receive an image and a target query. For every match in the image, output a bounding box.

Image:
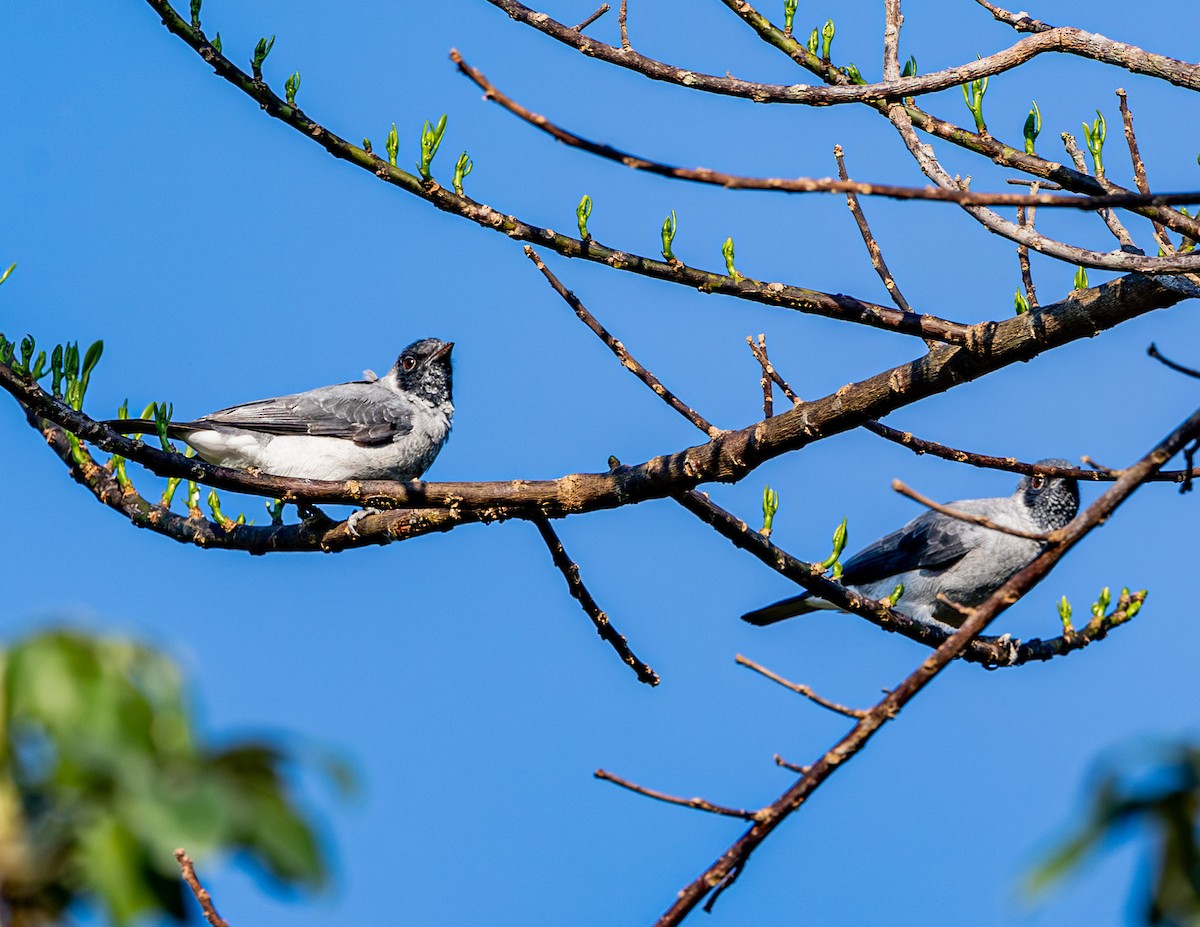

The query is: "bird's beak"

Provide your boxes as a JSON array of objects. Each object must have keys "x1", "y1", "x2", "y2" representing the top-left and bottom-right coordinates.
[{"x1": 430, "y1": 341, "x2": 454, "y2": 363}]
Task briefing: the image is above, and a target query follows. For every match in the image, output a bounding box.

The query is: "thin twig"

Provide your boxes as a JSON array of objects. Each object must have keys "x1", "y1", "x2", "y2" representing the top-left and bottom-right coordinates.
[
  {"x1": 749, "y1": 335, "x2": 772, "y2": 418},
  {"x1": 1148, "y1": 343, "x2": 1200, "y2": 380},
  {"x1": 618, "y1": 0, "x2": 629, "y2": 49},
  {"x1": 1117, "y1": 88, "x2": 1172, "y2": 253},
  {"x1": 1016, "y1": 181, "x2": 1040, "y2": 309},
  {"x1": 524, "y1": 246, "x2": 722, "y2": 438},
  {"x1": 892, "y1": 479, "x2": 1052, "y2": 541},
  {"x1": 175, "y1": 850, "x2": 230, "y2": 927},
  {"x1": 863, "y1": 419, "x2": 1200, "y2": 483},
  {"x1": 572, "y1": 3, "x2": 609, "y2": 32},
  {"x1": 736, "y1": 654, "x2": 867, "y2": 719},
  {"x1": 834, "y1": 145, "x2": 917, "y2": 319},
  {"x1": 532, "y1": 513, "x2": 659, "y2": 685},
  {"x1": 1006, "y1": 178, "x2": 1063, "y2": 190},
  {"x1": 745, "y1": 337, "x2": 800, "y2": 405},
  {"x1": 883, "y1": 0, "x2": 903, "y2": 81},
  {"x1": 774, "y1": 755, "x2": 809, "y2": 774},
  {"x1": 1060, "y1": 133, "x2": 1137, "y2": 249},
  {"x1": 594, "y1": 769, "x2": 758, "y2": 819}
]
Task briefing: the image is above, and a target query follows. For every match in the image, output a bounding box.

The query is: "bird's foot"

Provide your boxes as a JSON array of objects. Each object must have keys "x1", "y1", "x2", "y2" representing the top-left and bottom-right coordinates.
[{"x1": 346, "y1": 506, "x2": 383, "y2": 538}]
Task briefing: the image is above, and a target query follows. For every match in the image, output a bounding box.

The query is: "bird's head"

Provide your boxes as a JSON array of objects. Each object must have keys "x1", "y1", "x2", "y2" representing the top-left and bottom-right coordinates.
[
  {"x1": 390, "y1": 338, "x2": 454, "y2": 405},
  {"x1": 1017, "y1": 458, "x2": 1080, "y2": 531}
]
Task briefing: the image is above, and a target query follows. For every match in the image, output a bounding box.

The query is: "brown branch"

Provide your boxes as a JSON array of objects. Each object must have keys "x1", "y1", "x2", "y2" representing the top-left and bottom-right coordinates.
[
  {"x1": 749, "y1": 335, "x2": 772, "y2": 418},
  {"x1": 524, "y1": 246, "x2": 721, "y2": 438},
  {"x1": 834, "y1": 145, "x2": 916, "y2": 318},
  {"x1": 532, "y1": 513, "x2": 659, "y2": 685},
  {"x1": 862, "y1": 420, "x2": 1200, "y2": 484},
  {"x1": 1148, "y1": 343, "x2": 1200, "y2": 380},
  {"x1": 774, "y1": 755, "x2": 809, "y2": 775},
  {"x1": 1016, "y1": 181, "x2": 1040, "y2": 309},
  {"x1": 572, "y1": 3, "x2": 609, "y2": 32},
  {"x1": 736, "y1": 654, "x2": 867, "y2": 719},
  {"x1": 594, "y1": 769, "x2": 758, "y2": 820},
  {"x1": 491, "y1": 0, "x2": 1200, "y2": 104},
  {"x1": 745, "y1": 337, "x2": 800, "y2": 405},
  {"x1": 175, "y1": 850, "x2": 229, "y2": 927},
  {"x1": 617, "y1": 0, "x2": 629, "y2": 49},
  {"x1": 451, "y1": 50, "x2": 1200, "y2": 211},
  {"x1": 891, "y1": 479, "x2": 1051, "y2": 541},
  {"x1": 1117, "y1": 88, "x2": 1172, "y2": 253},
  {"x1": 656, "y1": 402, "x2": 1200, "y2": 925},
  {"x1": 5, "y1": 271, "x2": 1195, "y2": 554}
]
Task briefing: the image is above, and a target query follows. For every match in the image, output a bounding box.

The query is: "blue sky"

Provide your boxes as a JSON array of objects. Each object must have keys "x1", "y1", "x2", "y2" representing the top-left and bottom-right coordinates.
[{"x1": 2, "y1": 1, "x2": 1199, "y2": 924}]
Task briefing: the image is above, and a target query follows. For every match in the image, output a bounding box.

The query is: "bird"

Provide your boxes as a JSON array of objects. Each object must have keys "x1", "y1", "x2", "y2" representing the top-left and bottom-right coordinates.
[
  {"x1": 741, "y1": 460, "x2": 1080, "y2": 629},
  {"x1": 104, "y1": 338, "x2": 454, "y2": 482}
]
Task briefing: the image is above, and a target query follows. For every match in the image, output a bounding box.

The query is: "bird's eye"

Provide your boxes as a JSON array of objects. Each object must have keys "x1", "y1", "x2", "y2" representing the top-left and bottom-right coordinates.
[
  {"x1": 402, "y1": 356, "x2": 417, "y2": 372},
  {"x1": 1031, "y1": 475, "x2": 1046, "y2": 491}
]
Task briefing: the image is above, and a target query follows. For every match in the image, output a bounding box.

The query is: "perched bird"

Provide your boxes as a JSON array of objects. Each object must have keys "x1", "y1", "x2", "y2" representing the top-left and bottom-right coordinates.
[
  {"x1": 742, "y1": 460, "x2": 1080, "y2": 629},
  {"x1": 105, "y1": 338, "x2": 454, "y2": 482}
]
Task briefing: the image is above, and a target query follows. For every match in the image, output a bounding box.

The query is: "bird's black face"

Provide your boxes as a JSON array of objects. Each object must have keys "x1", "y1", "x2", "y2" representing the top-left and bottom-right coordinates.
[
  {"x1": 393, "y1": 338, "x2": 454, "y2": 405},
  {"x1": 1018, "y1": 458, "x2": 1080, "y2": 531}
]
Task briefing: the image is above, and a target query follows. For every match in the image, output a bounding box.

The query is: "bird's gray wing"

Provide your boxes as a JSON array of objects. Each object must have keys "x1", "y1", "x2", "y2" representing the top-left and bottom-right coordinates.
[
  {"x1": 838, "y1": 510, "x2": 975, "y2": 586},
  {"x1": 195, "y1": 382, "x2": 414, "y2": 447}
]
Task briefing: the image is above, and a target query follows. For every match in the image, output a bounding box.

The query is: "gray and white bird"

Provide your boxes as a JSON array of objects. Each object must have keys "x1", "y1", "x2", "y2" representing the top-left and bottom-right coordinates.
[
  {"x1": 106, "y1": 338, "x2": 454, "y2": 482},
  {"x1": 742, "y1": 460, "x2": 1080, "y2": 629}
]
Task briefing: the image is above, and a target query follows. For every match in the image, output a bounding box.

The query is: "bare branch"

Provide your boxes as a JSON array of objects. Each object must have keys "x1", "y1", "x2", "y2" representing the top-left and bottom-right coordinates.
[
  {"x1": 891, "y1": 479, "x2": 1052, "y2": 541},
  {"x1": 617, "y1": 0, "x2": 629, "y2": 49},
  {"x1": 1117, "y1": 88, "x2": 1172, "y2": 253},
  {"x1": 572, "y1": 3, "x2": 609, "y2": 32},
  {"x1": 524, "y1": 246, "x2": 721, "y2": 438},
  {"x1": 532, "y1": 513, "x2": 659, "y2": 685},
  {"x1": 1149, "y1": 343, "x2": 1200, "y2": 380},
  {"x1": 594, "y1": 769, "x2": 758, "y2": 820},
  {"x1": 175, "y1": 850, "x2": 230, "y2": 927},
  {"x1": 774, "y1": 755, "x2": 809, "y2": 775},
  {"x1": 862, "y1": 419, "x2": 1200, "y2": 484},
  {"x1": 1016, "y1": 183, "x2": 1040, "y2": 310},
  {"x1": 834, "y1": 145, "x2": 918, "y2": 320},
  {"x1": 736, "y1": 654, "x2": 867, "y2": 719},
  {"x1": 1059, "y1": 133, "x2": 1137, "y2": 249},
  {"x1": 745, "y1": 336, "x2": 800, "y2": 406},
  {"x1": 748, "y1": 335, "x2": 773, "y2": 418}
]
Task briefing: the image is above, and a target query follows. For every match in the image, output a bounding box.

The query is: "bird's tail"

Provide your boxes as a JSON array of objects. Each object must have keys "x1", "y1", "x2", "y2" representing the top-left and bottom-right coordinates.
[
  {"x1": 740, "y1": 593, "x2": 820, "y2": 626},
  {"x1": 100, "y1": 418, "x2": 191, "y2": 437}
]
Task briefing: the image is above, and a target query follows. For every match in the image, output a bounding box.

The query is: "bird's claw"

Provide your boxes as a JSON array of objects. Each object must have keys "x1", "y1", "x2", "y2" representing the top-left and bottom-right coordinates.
[{"x1": 346, "y1": 506, "x2": 382, "y2": 538}]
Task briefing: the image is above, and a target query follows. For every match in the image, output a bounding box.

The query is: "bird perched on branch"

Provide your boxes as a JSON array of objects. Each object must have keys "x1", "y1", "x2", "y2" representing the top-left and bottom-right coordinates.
[
  {"x1": 105, "y1": 338, "x2": 454, "y2": 482},
  {"x1": 742, "y1": 460, "x2": 1080, "y2": 629}
]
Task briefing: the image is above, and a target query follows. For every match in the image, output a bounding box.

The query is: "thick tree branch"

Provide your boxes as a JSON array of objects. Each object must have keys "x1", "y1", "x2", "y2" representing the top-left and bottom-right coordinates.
[{"x1": 4, "y1": 271, "x2": 1194, "y2": 553}]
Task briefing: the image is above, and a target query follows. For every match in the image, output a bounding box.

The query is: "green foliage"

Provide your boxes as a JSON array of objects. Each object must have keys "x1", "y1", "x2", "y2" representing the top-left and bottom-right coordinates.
[
  {"x1": 1014, "y1": 289, "x2": 1030, "y2": 315},
  {"x1": 417, "y1": 114, "x2": 448, "y2": 182},
  {"x1": 0, "y1": 630, "x2": 330, "y2": 925},
  {"x1": 1083, "y1": 110, "x2": 1106, "y2": 175},
  {"x1": 760, "y1": 485, "x2": 779, "y2": 537},
  {"x1": 819, "y1": 19, "x2": 835, "y2": 60},
  {"x1": 576, "y1": 194, "x2": 593, "y2": 240},
  {"x1": 188, "y1": 0, "x2": 201, "y2": 30},
  {"x1": 821, "y1": 517, "x2": 848, "y2": 579},
  {"x1": 251, "y1": 35, "x2": 275, "y2": 81},
  {"x1": 722, "y1": 236, "x2": 741, "y2": 279},
  {"x1": 385, "y1": 123, "x2": 398, "y2": 168},
  {"x1": 660, "y1": 210, "x2": 677, "y2": 262},
  {"x1": 452, "y1": 151, "x2": 473, "y2": 196},
  {"x1": 806, "y1": 27, "x2": 819, "y2": 56},
  {"x1": 782, "y1": 0, "x2": 797, "y2": 37},
  {"x1": 211, "y1": 33, "x2": 221, "y2": 54},
  {"x1": 1024, "y1": 100, "x2": 1041, "y2": 155},
  {"x1": 887, "y1": 583, "x2": 905, "y2": 607},
  {"x1": 900, "y1": 55, "x2": 917, "y2": 78},
  {"x1": 1029, "y1": 743, "x2": 1200, "y2": 925},
  {"x1": 284, "y1": 70, "x2": 300, "y2": 106},
  {"x1": 1074, "y1": 265, "x2": 1090, "y2": 291},
  {"x1": 961, "y1": 71, "x2": 989, "y2": 135}
]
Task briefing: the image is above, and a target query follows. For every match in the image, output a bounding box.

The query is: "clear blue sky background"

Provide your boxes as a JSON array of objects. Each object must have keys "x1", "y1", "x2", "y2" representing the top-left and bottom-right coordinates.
[{"x1": 2, "y1": 1, "x2": 1199, "y2": 924}]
